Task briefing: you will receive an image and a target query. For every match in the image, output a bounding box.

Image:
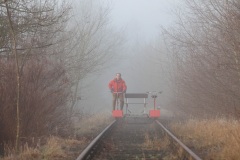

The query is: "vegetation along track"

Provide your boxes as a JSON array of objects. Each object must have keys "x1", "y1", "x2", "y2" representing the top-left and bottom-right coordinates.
[{"x1": 76, "y1": 117, "x2": 202, "y2": 160}]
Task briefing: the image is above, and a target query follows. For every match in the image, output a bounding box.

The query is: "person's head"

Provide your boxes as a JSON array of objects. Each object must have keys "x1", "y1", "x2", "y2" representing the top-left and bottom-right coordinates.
[{"x1": 115, "y1": 73, "x2": 121, "y2": 80}]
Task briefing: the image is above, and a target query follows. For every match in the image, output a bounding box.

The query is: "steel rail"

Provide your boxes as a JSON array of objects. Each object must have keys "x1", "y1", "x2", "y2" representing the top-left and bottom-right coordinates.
[
  {"x1": 76, "y1": 120, "x2": 116, "y2": 160},
  {"x1": 156, "y1": 120, "x2": 202, "y2": 160}
]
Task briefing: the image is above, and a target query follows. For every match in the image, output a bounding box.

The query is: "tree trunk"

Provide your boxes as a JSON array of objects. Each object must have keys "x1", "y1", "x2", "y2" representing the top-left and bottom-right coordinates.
[{"x1": 5, "y1": 1, "x2": 21, "y2": 151}]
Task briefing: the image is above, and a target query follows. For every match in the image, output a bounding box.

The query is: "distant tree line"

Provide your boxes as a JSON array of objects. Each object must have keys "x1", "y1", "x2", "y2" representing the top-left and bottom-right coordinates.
[{"x1": 163, "y1": 0, "x2": 240, "y2": 118}]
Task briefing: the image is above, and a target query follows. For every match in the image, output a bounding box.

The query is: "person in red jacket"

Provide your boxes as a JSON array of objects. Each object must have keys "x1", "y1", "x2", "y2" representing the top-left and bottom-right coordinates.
[{"x1": 108, "y1": 73, "x2": 127, "y2": 111}]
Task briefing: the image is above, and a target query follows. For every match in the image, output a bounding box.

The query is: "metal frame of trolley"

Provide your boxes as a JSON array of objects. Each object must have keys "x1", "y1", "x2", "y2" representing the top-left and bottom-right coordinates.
[{"x1": 112, "y1": 91, "x2": 161, "y2": 118}]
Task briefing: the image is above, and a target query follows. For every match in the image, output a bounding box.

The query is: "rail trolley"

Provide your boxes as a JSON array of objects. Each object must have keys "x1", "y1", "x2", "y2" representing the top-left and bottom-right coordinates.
[{"x1": 112, "y1": 91, "x2": 161, "y2": 118}]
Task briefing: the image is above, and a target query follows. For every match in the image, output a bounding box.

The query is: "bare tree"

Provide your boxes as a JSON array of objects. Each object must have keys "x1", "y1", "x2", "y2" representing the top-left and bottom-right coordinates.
[
  {"x1": 4, "y1": 0, "x2": 21, "y2": 149},
  {"x1": 0, "y1": 0, "x2": 124, "y2": 153},
  {"x1": 163, "y1": 0, "x2": 240, "y2": 118},
  {"x1": 0, "y1": 0, "x2": 71, "y2": 150},
  {"x1": 61, "y1": 0, "x2": 123, "y2": 114}
]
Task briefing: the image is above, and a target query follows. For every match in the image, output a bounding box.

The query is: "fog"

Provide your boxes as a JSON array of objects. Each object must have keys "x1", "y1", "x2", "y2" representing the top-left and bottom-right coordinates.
[
  {"x1": 74, "y1": 0, "x2": 182, "y2": 114},
  {"x1": 107, "y1": 0, "x2": 181, "y2": 42}
]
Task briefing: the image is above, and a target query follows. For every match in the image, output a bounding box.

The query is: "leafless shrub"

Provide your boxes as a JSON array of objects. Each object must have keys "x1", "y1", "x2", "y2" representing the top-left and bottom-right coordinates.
[{"x1": 0, "y1": 55, "x2": 71, "y2": 147}]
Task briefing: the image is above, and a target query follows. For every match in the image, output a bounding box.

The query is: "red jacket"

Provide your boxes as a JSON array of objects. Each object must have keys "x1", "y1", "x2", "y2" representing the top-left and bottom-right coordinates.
[{"x1": 108, "y1": 78, "x2": 127, "y2": 92}]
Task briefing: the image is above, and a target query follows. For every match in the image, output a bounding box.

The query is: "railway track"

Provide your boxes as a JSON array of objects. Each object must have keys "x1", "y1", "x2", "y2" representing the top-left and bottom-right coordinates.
[{"x1": 76, "y1": 117, "x2": 202, "y2": 160}]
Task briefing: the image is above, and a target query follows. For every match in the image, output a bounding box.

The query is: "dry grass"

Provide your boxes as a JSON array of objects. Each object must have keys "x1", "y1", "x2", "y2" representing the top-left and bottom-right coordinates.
[
  {"x1": 142, "y1": 133, "x2": 170, "y2": 151},
  {"x1": 1, "y1": 144, "x2": 41, "y2": 160},
  {"x1": 0, "y1": 112, "x2": 112, "y2": 160},
  {"x1": 0, "y1": 136, "x2": 88, "y2": 160},
  {"x1": 41, "y1": 136, "x2": 66, "y2": 160},
  {"x1": 74, "y1": 112, "x2": 113, "y2": 136},
  {"x1": 170, "y1": 118, "x2": 240, "y2": 159}
]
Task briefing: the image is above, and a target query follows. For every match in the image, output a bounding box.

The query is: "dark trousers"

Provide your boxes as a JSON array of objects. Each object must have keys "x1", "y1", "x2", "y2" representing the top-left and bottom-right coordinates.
[{"x1": 112, "y1": 93, "x2": 124, "y2": 111}]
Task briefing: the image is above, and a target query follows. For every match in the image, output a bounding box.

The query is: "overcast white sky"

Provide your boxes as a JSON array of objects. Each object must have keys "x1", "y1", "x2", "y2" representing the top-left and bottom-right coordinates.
[{"x1": 106, "y1": 0, "x2": 182, "y2": 42}]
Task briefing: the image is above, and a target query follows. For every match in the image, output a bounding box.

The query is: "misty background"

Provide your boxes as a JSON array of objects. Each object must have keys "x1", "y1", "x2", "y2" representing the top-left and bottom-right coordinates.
[
  {"x1": 74, "y1": 0, "x2": 182, "y2": 114},
  {"x1": 65, "y1": 0, "x2": 240, "y2": 118}
]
